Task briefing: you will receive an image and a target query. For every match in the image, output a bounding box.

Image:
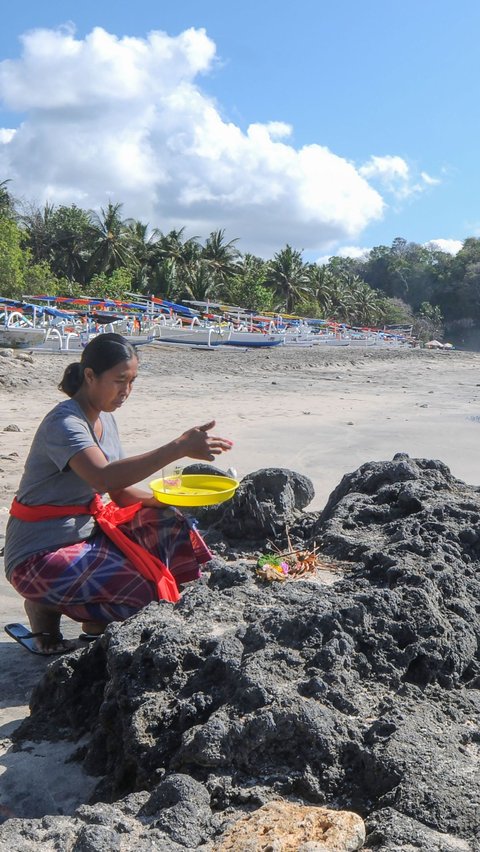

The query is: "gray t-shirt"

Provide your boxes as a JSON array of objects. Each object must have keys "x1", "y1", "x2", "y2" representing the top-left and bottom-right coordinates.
[{"x1": 4, "y1": 398, "x2": 123, "y2": 579}]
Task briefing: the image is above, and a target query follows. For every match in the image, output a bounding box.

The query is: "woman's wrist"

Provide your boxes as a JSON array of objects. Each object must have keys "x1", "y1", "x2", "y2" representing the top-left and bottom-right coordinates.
[{"x1": 166, "y1": 436, "x2": 185, "y2": 461}]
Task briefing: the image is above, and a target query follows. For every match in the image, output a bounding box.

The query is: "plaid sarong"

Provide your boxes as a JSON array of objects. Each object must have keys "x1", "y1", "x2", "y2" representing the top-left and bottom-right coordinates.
[{"x1": 9, "y1": 506, "x2": 211, "y2": 624}]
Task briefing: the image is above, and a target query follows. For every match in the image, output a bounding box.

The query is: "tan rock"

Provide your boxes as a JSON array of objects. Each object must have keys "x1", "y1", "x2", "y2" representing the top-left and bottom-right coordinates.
[{"x1": 215, "y1": 800, "x2": 365, "y2": 851}]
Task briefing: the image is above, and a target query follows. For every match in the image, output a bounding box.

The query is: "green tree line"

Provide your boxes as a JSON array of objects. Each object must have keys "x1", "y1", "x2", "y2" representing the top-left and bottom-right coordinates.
[{"x1": 1, "y1": 179, "x2": 478, "y2": 342}]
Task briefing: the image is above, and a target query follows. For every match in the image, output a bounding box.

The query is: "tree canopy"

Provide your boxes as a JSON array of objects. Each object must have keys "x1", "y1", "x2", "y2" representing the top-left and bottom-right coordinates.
[{"x1": 1, "y1": 181, "x2": 477, "y2": 342}]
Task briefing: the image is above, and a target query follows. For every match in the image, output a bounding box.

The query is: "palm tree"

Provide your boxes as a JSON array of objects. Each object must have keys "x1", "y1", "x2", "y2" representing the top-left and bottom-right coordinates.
[
  {"x1": 307, "y1": 264, "x2": 353, "y2": 321},
  {"x1": 348, "y1": 278, "x2": 384, "y2": 326},
  {"x1": 180, "y1": 259, "x2": 218, "y2": 302},
  {"x1": 20, "y1": 202, "x2": 57, "y2": 264},
  {"x1": 87, "y1": 202, "x2": 136, "y2": 276},
  {"x1": 148, "y1": 257, "x2": 180, "y2": 299},
  {"x1": 154, "y1": 228, "x2": 201, "y2": 267},
  {"x1": 265, "y1": 245, "x2": 312, "y2": 313},
  {"x1": 124, "y1": 220, "x2": 160, "y2": 292},
  {"x1": 323, "y1": 280, "x2": 353, "y2": 322},
  {"x1": 147, "y1": 228, "x2": 201, "y2": 295},
  {"x1": 308, "y1": 264, "x2": 333, "y2": 316},
  {"x1": 49, "y1": 204, "x2": 94, "y2": 284},
  {"x1": 201, "y1": 229, "x2": 240, "y2": 288}
]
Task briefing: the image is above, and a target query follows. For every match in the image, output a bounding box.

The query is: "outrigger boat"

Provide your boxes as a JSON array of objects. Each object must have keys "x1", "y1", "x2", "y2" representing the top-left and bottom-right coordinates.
[
  {"x1": 0, "y1": 299, "x2": 48, "y2": 348},
  {"x1": 182, "y1": 300, "x2": 287, "y2": 348},
  {"x1": 0, "y1": 321, "x2": 47, "y2": 349},
  {"x1": 153, "y1": 322, "x2": 225, "y2": 348},
  {"x1": 221, "y1": 330, "x2": 284, "y2": 348},
  {"x1": 7, "y1": 293, "x2": 415, "y2": 353},
  {"x1": 19, "y1": 294, "x2": 161, "y2": 351}
]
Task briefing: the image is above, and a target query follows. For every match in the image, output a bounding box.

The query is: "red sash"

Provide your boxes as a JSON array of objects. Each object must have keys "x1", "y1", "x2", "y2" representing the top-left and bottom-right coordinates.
[{"x1": 10, "y1": 495, "x2": 180, "y2": 603}]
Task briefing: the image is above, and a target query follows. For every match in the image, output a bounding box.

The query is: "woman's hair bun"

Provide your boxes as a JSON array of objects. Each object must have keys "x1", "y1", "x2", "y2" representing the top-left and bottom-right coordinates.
[{"x1": 58, "y1": 361, "x2": 84, "y2": 397}]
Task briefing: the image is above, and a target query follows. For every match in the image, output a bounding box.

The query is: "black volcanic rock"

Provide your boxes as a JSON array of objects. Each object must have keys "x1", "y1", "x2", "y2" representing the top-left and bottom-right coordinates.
[
  {"x1": 3, "y1": 457, "x2": 480, "y2": 852},
  {"x1": 189, "y1": 466, "x2": 315, "y2": 546}
]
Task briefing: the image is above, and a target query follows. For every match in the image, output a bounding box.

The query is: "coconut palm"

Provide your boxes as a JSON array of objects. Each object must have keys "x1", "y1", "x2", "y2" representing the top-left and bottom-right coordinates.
[
  {"x1": 87, "y1": 202, "x2": 136, "y2": 277},
  {"x1": 265, "y1": 245, "x2": 312, "y2": 313},
  {"x1": 50, "y1": 205, "x2": 96, "y2": 284},
  {"x1": 154, "y1": 228, "x2": 201, "y2": 267},
  {"x1": 325, "y1": 281, "x2": 353, "y2": 322},
  {"x1": 180, "y1": 259, "x2": 218, "y2": 302},
  {"x1": 148, "y1": 228, "x2": 201, "y2": 295},
  {"x1": 308, "y1": 264, "x2": 334, "y2": 316},
  {"x1": 202, "y1": 229, "x2": 240, "y2": 288},
  {"x1": 148, "y1": 258, "x2": 180, "y2": 299},
  {"x1": 19, "y1": 202, "x2": 57, "y2": 265},
  {"x1": 124, "y1": 220, "x2": 160, "y2": 292},
  {"x1": 347, "y1": 278, "x2": 384, "y2": 326}
]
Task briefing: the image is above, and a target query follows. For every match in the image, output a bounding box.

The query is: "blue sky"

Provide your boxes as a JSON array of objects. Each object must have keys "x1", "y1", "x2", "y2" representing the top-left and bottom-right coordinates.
[{"x1": 0, "y1": 0, "x2": 478, "y2": 259}]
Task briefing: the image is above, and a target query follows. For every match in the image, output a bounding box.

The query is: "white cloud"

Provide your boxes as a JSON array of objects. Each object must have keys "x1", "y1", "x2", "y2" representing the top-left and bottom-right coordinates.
[
  {"x1": 0, "y1": 128, "x2": 15, "y2": 143},
  {"x1": 360, "y1": 155, "x2": 410, "y2": 182},
  {"x1": 315, "y1": 245, "x2": 371, "y2": 265},
  {"x1": 0, "y1": 25, "x2": 433, "y2": 255},
  {"x1": 425, "y1": 238, "x2": 463, "y2": 255},
  {"x1": 360, "y1": 155, "x2": 440, "y2": 200},
  {"x1": 420, "y1": 171, "x2": 441, "y2": 186},
  {"x1": 317, "y1": 238, "x2": 462, "y2": 266},
  {"x1": 262, "y1": 121, "x2": 292, "y2": 140},
  {"x1": 337, "y1": 245, "x2": 371, "y2": 259}
]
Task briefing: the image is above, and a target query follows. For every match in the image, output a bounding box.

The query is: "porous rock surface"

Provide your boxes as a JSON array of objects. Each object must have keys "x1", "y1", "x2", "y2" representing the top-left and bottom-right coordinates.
[
  {"x1": 2, "y1": 455, "x2": 479, "y2": 851},
  {"x1": 216, "y1": 800, "x2": 366, "y2": 850},
  {"x1": 184, "y1": 465, "x2": 315, "y2": 546}
]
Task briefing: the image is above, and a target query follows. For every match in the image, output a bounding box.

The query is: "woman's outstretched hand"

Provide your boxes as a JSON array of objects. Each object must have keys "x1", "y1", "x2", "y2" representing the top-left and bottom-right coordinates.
[{"x1": 177, "y1": 420, "x2": 233, "y2": 461}]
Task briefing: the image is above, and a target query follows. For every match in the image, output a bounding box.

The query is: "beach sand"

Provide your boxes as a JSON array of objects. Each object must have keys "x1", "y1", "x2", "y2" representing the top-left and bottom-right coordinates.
[{"x1": 1, "y1": 342, "x2": 480, "y2": 819}]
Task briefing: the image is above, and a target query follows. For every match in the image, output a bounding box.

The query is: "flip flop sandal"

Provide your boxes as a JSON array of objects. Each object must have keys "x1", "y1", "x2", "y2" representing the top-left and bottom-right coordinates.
[{"x1": 4, "y1": 622, "x2": 71, "y2": 656}]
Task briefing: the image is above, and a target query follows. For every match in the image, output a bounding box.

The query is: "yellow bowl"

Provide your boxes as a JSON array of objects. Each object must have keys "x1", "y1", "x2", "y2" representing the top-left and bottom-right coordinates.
[{"x1": 149, "y1": 474, "x2": 239, "y2": 507}]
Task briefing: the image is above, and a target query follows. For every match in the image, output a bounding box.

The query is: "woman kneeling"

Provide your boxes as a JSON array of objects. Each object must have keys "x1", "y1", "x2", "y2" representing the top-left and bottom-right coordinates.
[{"x1": 4, "y1": 333, "x2": 232, "y2": 655}]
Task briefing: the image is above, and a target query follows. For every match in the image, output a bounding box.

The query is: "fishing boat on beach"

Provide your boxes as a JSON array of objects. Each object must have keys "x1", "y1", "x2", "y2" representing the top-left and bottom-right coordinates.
[
  {"x1": 0, "y1": 321, "x2": 47, "y2": 349},
  {"x1": 16, "y1": 294, "x2": 159, "y2": 352},
  {"x1": 182, "y1": 300, "x2": 289, "y2": 348},
  {"x1": 0, "y1": 299, "x2": 48, "y2": 348},
  {"x1": 153, "y1": 322, "x2": 225, "y2": 348},
  {"x1": 221, "y1": 330, "x2": 284, "y2": 348},
  {"x1": 6, "y1": 292, "x2": 415, "y2": 354}
]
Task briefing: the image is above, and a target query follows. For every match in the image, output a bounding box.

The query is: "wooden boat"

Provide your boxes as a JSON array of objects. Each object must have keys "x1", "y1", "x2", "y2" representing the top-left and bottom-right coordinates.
[
  {"x1": 312, "y1": 335, "x2": 351, "y2": 347},
  {"x1": 0, "y1": 324, "x2": 47, "y2": 348},
  {"x1": 282, "y1": 325, "x2": 315, "y2": 347},
  {"x1": 153, "y1": 323, "x2": 225, "y2": 348},
  {"x1": 0, "y1": 309, "x2": 47, "y2": 348},
  {"x1": 221, "y1": 330, "x2": 284, "y2": 348}
]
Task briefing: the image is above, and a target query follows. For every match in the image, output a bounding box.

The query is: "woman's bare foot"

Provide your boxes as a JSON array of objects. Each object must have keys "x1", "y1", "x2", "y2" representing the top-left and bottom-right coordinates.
[
  {"x1": 24, "y1": 599, "x2": 67, "y2": 654},
  {"x1": 81, "y1": 620, "x2": 107, "y2": 636}
]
